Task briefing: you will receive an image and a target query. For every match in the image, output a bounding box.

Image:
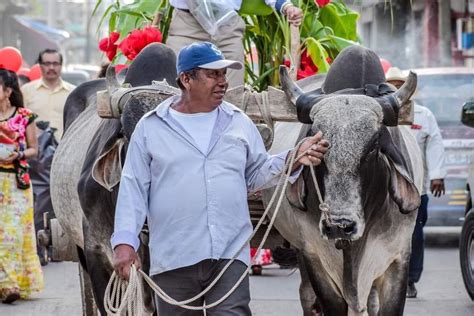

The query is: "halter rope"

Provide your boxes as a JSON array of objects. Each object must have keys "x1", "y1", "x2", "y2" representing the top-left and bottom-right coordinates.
[{"x1": 104, "y1": 137, "x2": 329, "y2": 315}]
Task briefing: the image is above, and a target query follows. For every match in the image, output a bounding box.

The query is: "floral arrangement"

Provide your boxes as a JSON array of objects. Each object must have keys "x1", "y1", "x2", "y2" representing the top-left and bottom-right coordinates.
[
  {"x1": 99, "y1": 26, "x2": 163, "y2": 62},
  {"x1": 95, "y1": 0, "x2": 359, "y2": 90}
]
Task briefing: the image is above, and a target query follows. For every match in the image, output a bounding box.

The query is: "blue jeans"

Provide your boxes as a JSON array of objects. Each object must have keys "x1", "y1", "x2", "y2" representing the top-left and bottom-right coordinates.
[{"x1": 408, "y1": 194, "x2": 429, "y2": 283}]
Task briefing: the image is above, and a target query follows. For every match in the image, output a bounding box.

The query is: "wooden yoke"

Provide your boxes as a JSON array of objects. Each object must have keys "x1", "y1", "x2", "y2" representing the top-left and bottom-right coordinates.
[
  {"x1": 289, "y1": 24, "x2": 301, "y2": 81},
  {"x1": 224, "y1": 85, "x2": 297, "y2": 122}
]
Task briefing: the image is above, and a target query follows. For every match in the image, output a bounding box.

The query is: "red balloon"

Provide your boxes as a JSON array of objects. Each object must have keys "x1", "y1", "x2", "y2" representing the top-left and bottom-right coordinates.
[
  {"x1": 379, "y1": 58, "x2": 392, "y2": 74},
  {"x1": 29, "y1": 64, "x2": 42, "y2": 81},
  {"x1": 17, "y1": 67, "x2": 30, "y2": 77},
  {"x1": 0, "y1": 47, "x2": 23, "y2": 72}
]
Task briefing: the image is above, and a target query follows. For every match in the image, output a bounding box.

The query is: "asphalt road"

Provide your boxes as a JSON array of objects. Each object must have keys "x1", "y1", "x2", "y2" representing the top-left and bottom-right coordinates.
[{"x1": 0, "y1": 247, "x2": 472, "y2": 315}]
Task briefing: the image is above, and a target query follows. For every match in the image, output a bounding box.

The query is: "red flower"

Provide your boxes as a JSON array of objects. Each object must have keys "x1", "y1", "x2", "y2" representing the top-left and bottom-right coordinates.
[
  {"x1": 283, "y1": 50, "x2": 319, "y2": 80},
  {"x1": 315, "y1": 0, "x2": 331, "y2": 7},
  {"x1": 118, "y1": 26, "x2": 162, "y2": 61},
  {"x1": 22, "y1": 173, "x2": 30, "y2": 182},
  {"x1": 99, "y1": 32, "x2": 120, "y2": 61}
]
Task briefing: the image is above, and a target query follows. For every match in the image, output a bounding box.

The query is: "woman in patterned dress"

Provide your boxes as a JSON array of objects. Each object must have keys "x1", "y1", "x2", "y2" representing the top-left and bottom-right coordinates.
[{"x1": 0, "y1": 68, "x2": 43, "y2": 304}]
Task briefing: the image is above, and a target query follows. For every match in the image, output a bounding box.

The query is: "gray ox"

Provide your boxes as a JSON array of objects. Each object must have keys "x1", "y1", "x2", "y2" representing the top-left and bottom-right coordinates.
[
  {"x1": 263, "y1": 47, "x2": 423, "y2": 315},
  {"x1": 50, "y1": 43, "x2": 178, "y2": 315}
]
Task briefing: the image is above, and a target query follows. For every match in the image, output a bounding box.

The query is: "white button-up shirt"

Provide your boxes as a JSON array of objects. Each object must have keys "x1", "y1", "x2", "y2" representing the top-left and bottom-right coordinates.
[
  {"x1": 409, "y1": 104, "x2": 447, "y2": 195},
  {"x1": 111, "y1": 96, "x2": 299, "y2": 275}
]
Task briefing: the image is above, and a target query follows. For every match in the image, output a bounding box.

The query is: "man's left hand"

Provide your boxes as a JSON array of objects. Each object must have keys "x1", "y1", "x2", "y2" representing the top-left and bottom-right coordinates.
[
  {"x1": 284, "y1": 5, "x2": 303, "y2": 26},
  {"x1": 294, "y1": 131, "x2": 329, "y2": 168},
  {"x1": 431, "y1": 179, "x2": 445, "y2": 197}
]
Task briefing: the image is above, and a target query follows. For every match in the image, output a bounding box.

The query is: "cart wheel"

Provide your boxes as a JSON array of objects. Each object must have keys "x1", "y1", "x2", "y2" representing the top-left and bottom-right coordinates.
[
  {"x1": 251, "y1": 265, "x2": 262, "y2": 276},
  {"x1": 460, "y1": 209, "x2": 474, "y2": 300}
]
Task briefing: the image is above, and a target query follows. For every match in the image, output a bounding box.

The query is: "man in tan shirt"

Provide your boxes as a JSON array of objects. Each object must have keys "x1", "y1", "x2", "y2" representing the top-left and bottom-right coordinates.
[{"x1": 21, "y1": 49, "x2": 75, "y2": 138}]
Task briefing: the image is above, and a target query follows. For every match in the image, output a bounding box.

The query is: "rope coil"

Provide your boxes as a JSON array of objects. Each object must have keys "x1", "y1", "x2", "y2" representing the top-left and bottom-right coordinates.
[{"x1": 104, "y1": 137, "x2": 329, "y2": 315}]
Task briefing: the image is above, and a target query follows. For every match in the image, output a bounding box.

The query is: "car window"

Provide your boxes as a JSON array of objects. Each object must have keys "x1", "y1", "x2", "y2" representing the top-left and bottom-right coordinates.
[{"x1": 414, "y1": 74, "x2": 474, "y2": 125}]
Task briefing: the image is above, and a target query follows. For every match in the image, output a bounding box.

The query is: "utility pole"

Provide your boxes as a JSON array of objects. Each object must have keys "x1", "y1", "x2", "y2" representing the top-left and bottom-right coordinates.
[
  {"x1": 423, "y1": 0, "x2": 439, "y2": 67},
  {"x1": 438, "y1": 0, "x2": 452, "y2": 66},
  {"x1": 47, "y1": 0, "x2": 55, "y2": 27},
  {"x1": 85, "y1": 0, "x2": 91, "y2": 63}
]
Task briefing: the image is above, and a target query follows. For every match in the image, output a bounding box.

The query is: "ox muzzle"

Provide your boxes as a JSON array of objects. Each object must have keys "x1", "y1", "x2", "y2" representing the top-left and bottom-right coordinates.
[{"x1": 321, "y1": 218, "x2": 358, "y2": 240}]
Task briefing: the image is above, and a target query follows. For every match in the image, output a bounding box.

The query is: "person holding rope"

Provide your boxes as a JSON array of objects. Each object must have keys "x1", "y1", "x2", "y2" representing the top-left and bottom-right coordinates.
[{"x1": 111, "y1": 42, "x2": 328, "y2": 315}]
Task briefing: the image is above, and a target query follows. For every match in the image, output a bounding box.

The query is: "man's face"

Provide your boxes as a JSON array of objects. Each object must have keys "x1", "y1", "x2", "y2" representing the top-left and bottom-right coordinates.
[
  {"x1": 39, "y1": 53, "x2": 62, "y2": 81},
  {"x1": 388, "y1": 79, "x2": 404, "y2": 89},
  {"x1": 187, "y1": 68, "x2": 228, "y2": 109}
]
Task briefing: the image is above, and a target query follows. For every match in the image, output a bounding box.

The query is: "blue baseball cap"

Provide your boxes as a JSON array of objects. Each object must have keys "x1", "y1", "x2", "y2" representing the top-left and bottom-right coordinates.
[{"x1": 176, "y1": 42, "x2": 242, "y2": 74}]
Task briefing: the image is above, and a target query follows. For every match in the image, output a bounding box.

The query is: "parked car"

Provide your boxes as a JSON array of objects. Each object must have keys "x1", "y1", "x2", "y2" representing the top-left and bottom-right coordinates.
[
  {"x1": 404, "y1": 67, "x2": 474, "y2": 227},
  {"x1": 459, "y1": 101, "x2": 474, "y2": 300},
  {"x1": 61, "y1": 69, "x2": 90, "y2": 86}
]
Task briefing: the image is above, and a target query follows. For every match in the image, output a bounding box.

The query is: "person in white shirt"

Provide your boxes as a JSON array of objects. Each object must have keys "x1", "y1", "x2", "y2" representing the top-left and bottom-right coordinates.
[
  {"x1": 167, "y1": 0, "x2": 303, "y2": 87},
  {"x1": 386, "y1": 67, "x2": 447, "y2": 298},
  {"x1": 112, "y1": 42, "x2": 329, "y2": 315}
]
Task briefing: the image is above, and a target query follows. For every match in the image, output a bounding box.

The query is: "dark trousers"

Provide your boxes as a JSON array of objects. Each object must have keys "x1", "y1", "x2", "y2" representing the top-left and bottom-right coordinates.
[
  {"x1": 409, "y1": 194, "x2": 429, "y2": 283},
  {"x1": 151, "y1": 259, "x2": 251, "y2": 316}
]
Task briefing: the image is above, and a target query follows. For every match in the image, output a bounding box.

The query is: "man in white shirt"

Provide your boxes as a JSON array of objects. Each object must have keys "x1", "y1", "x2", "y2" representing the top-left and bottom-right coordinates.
[
  {"x1": 112, "y1": 42, "x2": 329, "y2": 315},
  {"x1": 386, "y1": 67, "x2": 447, "y2": 298},
  {"x1": 167, "y1": 0, "x2": 302, "y2": 87},
  {"x1": 21, "y1": 49, "x2": 75, "y2": 138}
]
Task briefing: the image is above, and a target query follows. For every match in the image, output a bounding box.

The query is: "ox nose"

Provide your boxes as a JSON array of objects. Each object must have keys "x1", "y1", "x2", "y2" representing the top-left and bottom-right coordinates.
[{"x1": 322, "y1": 218, "x2": 357, "y2": 239}]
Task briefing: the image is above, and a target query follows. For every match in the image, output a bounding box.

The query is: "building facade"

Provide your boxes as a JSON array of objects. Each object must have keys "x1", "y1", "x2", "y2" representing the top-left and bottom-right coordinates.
[{"x1": 349, "y1": 0, "x2": 474, "y2": 68}]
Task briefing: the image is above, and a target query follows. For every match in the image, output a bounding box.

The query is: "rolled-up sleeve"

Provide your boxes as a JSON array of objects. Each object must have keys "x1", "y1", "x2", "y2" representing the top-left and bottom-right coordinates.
[
  {"x1": 110, "y1": 121, "x2": 151, "y2": 251},
  {"x1": 425, "y1": 110, "x2": 447, "y2": 180},
  {"x1": 264, "y1": 0, "x2": 292, "y2": 14}
]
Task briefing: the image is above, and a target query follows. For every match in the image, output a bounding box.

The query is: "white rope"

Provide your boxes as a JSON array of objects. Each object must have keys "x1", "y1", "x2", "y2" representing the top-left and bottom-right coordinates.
[{"x1": 104, "y1": 137, "x2": 328, "y2": 315}]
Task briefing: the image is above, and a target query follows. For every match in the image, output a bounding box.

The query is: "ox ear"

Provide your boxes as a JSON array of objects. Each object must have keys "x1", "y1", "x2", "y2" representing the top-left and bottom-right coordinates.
[
  {"x1": 92, "y1": 138, "x2": 125, "y2": 191},
  {"x1": 285, "y1": 174, "x2": 307, "y2": 211},
  {"x1": 379, "y1": 127, "x2": 421, "y2": 214}
]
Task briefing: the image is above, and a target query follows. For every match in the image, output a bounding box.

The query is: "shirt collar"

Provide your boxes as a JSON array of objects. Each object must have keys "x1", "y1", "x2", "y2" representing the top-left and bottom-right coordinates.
[
  {"x1": 153, "y1": 95, "x2": 241, "y2": 118},
  {"x1": 35, "y1": 78, "x2": 73, "y2": 92}
]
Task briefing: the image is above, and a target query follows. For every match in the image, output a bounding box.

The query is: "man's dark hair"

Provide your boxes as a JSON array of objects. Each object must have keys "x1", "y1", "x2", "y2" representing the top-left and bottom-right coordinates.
[
  {"x1": 37, "y1": 49, "x2": 63, "y2": 65},
  {"x1": 176, "y1": 68, "x2": 200, "y2": 90}
]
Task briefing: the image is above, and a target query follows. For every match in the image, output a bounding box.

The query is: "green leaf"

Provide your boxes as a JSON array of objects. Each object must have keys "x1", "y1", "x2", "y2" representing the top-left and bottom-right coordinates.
[
  {"x1": 327, "y1": 35, "x2": 358, "y2": 51},
  {"x1": 305, "y1": 38, "x2": 330, "y2": 73},
  {"x1": 319, "y1": 3, "x2": 359, "y2": 41},
  {"x1": 97, "y1": 4, "x2": 116, "y2": 35},
  {"x1": 91, "y1": 0, "x2": 105, "y2": 18}
]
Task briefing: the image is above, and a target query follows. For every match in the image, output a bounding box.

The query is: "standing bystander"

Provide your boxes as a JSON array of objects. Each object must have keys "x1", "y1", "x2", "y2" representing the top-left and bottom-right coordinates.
[
  {"x1": 0, "y1": 69, "x2": 43, "y2": 304},
  {"x1": 386, "y1": 67, "x2": 447, "y2": 298},
  {"x1": 111, "y1": 42, "x2": 329, "y2": 315},
  {"x1": 21, "y1": 49, "x2": 75, "y2": 139},
  {"x1": 21, "y1": 49, "x2": 75, "y2": 264}
]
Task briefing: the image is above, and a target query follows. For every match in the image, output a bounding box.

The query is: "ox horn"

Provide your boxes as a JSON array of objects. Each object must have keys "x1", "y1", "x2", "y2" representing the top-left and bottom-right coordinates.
[
  {"x1": 392, "y1": 71, "x2": 417, "y2": 107},
  {"x1": 106, "y1": 65, "x2": 121, "y2": 94},
  {"x1": 376, "y1": 71, "x2": 417, "y2": 126},
  {"x1": 280, "y1": 65, "x2": 304, "y2": 105}
]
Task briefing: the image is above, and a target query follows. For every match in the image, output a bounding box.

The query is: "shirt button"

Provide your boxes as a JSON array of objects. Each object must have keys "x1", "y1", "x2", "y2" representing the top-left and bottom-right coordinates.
[{"x1": 207, "y1": 180, "x2": 211, "y2": 183}]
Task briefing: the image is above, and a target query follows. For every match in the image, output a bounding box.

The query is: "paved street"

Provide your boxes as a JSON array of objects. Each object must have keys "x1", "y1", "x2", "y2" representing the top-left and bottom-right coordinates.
[{"x1": 0, "y1": 247, "x2": 472, "y2": 315}]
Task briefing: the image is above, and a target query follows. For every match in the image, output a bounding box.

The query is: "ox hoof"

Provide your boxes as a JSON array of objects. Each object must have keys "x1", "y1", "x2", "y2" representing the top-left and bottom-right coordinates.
[{"x1": 406, "y1": 282, "x2": 417, "y2": 298}]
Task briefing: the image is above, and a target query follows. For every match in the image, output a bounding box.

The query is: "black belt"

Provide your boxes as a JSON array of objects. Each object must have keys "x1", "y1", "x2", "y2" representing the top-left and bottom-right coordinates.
[{"x1": 177, "y1": 8, "x2": 190, "y2": 13}]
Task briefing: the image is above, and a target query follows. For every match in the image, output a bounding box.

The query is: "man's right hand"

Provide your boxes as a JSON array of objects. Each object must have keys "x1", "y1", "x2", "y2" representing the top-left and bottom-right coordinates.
[{"x1": 113, "y1": 244, "x2": 140, "y2": 280}]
